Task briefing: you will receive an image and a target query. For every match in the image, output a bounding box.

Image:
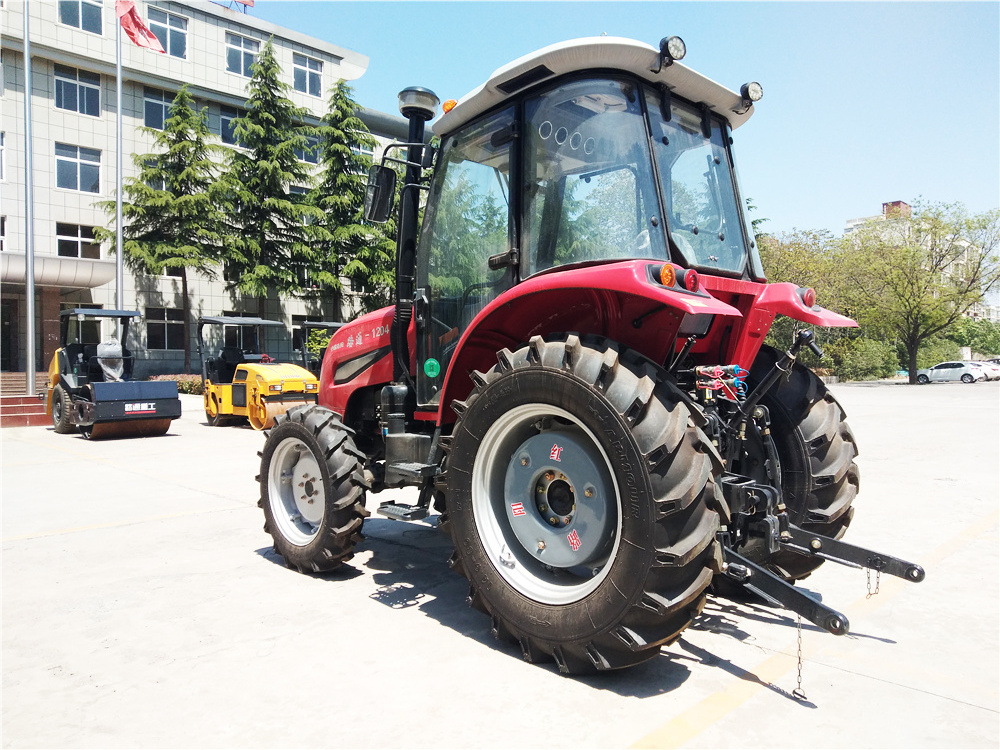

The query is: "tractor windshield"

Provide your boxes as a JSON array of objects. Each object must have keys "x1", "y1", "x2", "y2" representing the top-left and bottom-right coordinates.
[
  {"x1": 522, "y1": 78, "x2": 668, "y2": 276},
  {"x1": 645, "y1": 89, "x2": 749, "y2": 274}
]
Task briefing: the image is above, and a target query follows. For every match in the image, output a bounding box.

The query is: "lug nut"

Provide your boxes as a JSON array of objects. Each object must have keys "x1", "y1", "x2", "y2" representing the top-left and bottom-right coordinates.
[
  {"x1": 585, "y1": 487, "x2": 594, "y2": 497},
  {"x1": 538, "y1": 503, "x2": 548, "y2": 512},
  {"x1": 549, "y1": 517, "x2": 558, "y2": 525},
  {"x1": 520, "y1": 456, "x2": 530, "y2": 466},
  {"x1": 537, "y1": 541, "x2": 546, "y2": 551}
]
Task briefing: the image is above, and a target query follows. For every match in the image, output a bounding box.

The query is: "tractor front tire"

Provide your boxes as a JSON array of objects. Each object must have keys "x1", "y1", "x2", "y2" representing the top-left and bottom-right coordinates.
[
  {"x1": 51, "y1": 385, "x2": 75, "y2": 434},
  {"x1": 447, "y1": 335, "x2": 721, "y2": 674},
  {"x1": 746, "y1": 346, "x2": 860, "y2": 581},
  {"x1": 258, "y1": 404, "x2": 370, "y2": 573}
]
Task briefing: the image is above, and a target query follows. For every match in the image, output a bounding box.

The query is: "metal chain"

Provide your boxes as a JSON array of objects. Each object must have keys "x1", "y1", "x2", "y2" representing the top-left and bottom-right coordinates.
[
  {"x1": 866, "y1": 565, "x2": 881, "y2": 599},
  {"x1": 792, "y1": 614, "x2": 807, "y2": 701}
]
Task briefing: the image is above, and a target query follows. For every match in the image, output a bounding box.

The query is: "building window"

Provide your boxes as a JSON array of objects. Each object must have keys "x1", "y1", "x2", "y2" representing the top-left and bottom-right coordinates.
[
  {"x1": 148, "y1": 7, "x2": 187, "y2": 59},
  {"x1": 293, "y1": 54, "x2": 322, "y2": 97},
  {"x1": 144, "y1": 87, "x2": 172, "y2": 130},
  {"x1": 59, "y1": 0, "x2": 102, "y2": 34},
  {"x1": 294, "y1": 134, "x2": 320, "y2": 164},
  {"x1": 0, "y1": 216, "x2": 6, "y2": 251},
  {"x1": 55, "y1": 143, "x2": 100, "y2": 193},
  {"x1": 144, "y1": 159, "x2": 166, "y2": 191},
  {"x1": 56, "y1": 223, "x2": 100, "y2": 259},
  {"x1": 146, "y1": 307, "x2": 185, "y2": 350},
  {"x1": 220, "y1": 104, "x2": 246, "y2": 146},
  {"x1": 54, "y1": 65, "x2": 101, "y2": 117},
  {"x1": 0, "y1": 132, "x2": 5, "y2": 181},
  {"x1": 225, "y1": 33, "x2": 259, "y2": 77},
  {"x1": 223, "y1": 312, "x2": 257, "y2": 350}
]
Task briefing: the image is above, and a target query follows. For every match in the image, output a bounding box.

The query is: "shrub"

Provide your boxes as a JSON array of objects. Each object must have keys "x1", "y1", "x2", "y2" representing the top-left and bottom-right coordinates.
[
  {"x1": 826, "y1": 338, "x2": 899, "y2": 382},
  {"x1": 149, "y1": 373, "x2": 203, "y2": 395}
]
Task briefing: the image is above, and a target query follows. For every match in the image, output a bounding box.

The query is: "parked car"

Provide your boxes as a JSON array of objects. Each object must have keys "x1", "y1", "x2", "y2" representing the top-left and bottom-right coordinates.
[
  {"x1": 915, "y1": 361, "x2": 987, "y2": 384},
  {"x1": 968, "y1": 361, "x2": 1000, "y2": 381}
]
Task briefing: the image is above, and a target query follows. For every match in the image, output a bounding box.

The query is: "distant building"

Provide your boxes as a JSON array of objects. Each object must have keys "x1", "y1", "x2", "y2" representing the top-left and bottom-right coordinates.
[
  {"x1": 1, "y1": 0, "x2": 408, "y2": 376},
  {"x1": 843, "y1": 201, "x2": 1000, "y2": 324}
]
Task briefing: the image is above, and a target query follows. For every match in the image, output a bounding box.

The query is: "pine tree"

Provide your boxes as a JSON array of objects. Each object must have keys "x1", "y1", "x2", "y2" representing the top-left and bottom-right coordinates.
[
  {"x1": 221, "y1": 38, "x2": 324, "y2": 313},
  {"x1": 314, "y1": 80, "x2": 396, "y2": 314},
  {"x1": 95, "y1": 84, "x2": 227, "y2": 372}
]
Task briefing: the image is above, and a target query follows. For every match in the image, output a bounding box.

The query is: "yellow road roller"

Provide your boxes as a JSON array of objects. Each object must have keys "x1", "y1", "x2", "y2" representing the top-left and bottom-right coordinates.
[
  {"x1": 46, "y1": 309, "x2": 182, "y2": 439},
  {"x1": 198, "y1": 316, "x2": 319, "y2": 430}
]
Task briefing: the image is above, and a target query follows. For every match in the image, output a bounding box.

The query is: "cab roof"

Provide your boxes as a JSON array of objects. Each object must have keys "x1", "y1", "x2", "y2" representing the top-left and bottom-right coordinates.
[{"x1": 433, "y1": 37, "x2": 756, "y2": 137}]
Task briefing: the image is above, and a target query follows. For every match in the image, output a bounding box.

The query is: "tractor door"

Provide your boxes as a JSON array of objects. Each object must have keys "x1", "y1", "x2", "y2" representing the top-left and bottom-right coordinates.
[{"x1": 414, "y1": 106, "x2": 516, "y2": 407}]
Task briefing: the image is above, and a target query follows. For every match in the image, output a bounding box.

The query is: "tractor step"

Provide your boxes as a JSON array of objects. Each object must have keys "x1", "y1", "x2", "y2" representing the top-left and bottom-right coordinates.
[
  {"x1": 377, "y1": 502, "x2": 429, "y2": 522},
  {"x1": 387, "y1": 461, "x2": 438, "y2": 478}
]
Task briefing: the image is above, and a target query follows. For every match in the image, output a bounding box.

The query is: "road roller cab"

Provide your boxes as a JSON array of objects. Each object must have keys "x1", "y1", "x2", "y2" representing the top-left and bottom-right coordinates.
[
  {"x1": 198, "y1": 316, "x2": 319, "y2": 429},
  {"x1": 46, "y1": 309, "x2": 182, "y2": 439}
]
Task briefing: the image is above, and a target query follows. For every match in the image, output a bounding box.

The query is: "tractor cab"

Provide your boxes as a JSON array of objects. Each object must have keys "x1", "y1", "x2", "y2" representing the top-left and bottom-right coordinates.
[{"x1": 371, "y1": 38, "x2": 767, "y2": 407}]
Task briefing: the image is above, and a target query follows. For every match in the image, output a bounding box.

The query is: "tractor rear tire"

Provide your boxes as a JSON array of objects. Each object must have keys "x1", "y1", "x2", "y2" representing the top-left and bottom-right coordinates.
[
  {"x1": 51, "y1": 385, "x2": 75, "y2": 434},
  {"x1": 746, "y1": 345, "x2": 860, "y2": 581},
  {"x1": 446, "y1": 335, "x2": 721, "y2": 674},
  {"x1": 258, "y1": 404, "x2": 370, "y2": 573}
]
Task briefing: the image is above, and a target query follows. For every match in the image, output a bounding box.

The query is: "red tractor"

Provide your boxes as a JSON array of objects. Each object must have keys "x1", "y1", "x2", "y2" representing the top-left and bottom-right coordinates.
[{"x1": 258, "y1": 36, "x2": 923, "y2": 674}]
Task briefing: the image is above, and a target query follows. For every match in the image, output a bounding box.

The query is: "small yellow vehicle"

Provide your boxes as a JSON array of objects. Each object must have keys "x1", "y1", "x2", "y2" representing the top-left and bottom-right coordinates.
[{"x1": 198, "y1": 316, "x2": 318, "y2": 430}]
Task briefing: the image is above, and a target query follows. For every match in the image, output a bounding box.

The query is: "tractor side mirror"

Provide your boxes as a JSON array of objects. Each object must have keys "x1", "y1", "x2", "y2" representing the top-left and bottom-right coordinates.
[{"x1": 364, "y1": 165, "x2": 397, "y2": 224}]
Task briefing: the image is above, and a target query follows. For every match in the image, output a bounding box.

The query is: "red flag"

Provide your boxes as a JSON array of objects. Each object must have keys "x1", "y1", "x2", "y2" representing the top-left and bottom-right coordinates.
[{"x1": 116, "y1": 0, "x2": 165, "y2": 53}]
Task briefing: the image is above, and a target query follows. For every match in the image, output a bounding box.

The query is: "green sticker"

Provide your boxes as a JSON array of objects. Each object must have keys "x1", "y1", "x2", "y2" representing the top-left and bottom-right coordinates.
[{"x1": 423, "y1": 358, "x2": 441, "y2": 378}]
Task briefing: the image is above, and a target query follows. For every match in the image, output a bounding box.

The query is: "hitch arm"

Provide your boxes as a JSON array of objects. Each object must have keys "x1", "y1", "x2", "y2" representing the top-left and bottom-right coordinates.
[
  {"x1": 782, "y1": 526, "x2": 926, "y2": 583},
  {"x1": 721, "y1": 548, "x2": 850, "y2": 636}
]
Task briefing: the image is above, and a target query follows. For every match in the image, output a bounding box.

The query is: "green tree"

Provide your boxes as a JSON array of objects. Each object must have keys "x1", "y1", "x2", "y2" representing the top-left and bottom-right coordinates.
[
  {"x1": 221, "y1": 39, "x2": 324, "y2": 313},
  {"x1": 844, "y1": 202, "x2": 1000, "y2": 383},
  {"x1": 757, "y1": 229, "x2": 853, "y2": 359},
  {"x1": 95, "y1": 85, "x2": 227, "y2": 372},
  {"x1": 314, "y1": 80, "x2": 396, "y2": 314},
  {"x1": 946, "y1": 316, "x2": 1000, "y2": 356}
]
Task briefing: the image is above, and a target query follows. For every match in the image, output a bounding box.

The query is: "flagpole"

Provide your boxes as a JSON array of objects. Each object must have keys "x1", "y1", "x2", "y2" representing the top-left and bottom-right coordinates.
[
  {"x1": 116, "y1": 7, "x2": 124, "y2": 329},
  {"x1": 23, "y1": 0, "x2": 37, "y2": 396}
]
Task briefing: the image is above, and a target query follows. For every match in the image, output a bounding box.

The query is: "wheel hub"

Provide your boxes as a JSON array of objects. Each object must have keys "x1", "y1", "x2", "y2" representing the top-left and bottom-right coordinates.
[
  {"x1": 290, "y1": 450, "x2": 324, "y2": 524},
  {"x1": 504, "y1": 432, "x2": 612, "y2": 568}
]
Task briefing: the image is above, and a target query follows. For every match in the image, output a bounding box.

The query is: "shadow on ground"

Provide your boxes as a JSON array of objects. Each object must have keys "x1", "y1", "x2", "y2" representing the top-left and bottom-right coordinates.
[{"x1": 255, "y1": 517, "x2": 847, "y2": 701}]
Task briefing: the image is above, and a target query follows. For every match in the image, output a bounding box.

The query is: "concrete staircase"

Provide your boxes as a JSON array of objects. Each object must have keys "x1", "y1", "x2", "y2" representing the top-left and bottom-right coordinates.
[{"x1": 1, "y1": 373, "x2": 50, "y2": 428}]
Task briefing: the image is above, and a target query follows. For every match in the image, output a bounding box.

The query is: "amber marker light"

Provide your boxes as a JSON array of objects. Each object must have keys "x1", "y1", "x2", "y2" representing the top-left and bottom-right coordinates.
[
  {"x1": 659, "y1": 264, "x2": 677, "y2": 287},
  {"x1": 442, "y1": 99, "x2": 458, "y2": 114}
]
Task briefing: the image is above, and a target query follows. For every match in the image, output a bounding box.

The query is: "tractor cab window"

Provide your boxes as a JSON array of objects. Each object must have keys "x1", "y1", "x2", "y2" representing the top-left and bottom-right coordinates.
[
  {"x1": 415, "y1": 107, "x2": 514, "y2": 406},
  {"x1": 522, "y1": 78, "x2": 667, "y2": 277},
  {"x1": 645, "y1": 90, "x2": 749, "y2": 274}
]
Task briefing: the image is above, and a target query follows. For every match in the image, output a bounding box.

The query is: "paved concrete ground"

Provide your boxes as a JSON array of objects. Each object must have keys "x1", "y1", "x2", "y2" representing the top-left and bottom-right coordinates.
[{"x1": 2, "y1": 381, "x2": 997, "y2": 749}]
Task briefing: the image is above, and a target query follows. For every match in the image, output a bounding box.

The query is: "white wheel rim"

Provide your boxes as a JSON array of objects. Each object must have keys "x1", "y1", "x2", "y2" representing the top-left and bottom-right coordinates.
[
  {"x1": 268, "y1": 436, "x2": 325, "y2": 546},
  {"x1": 471, "y1": 403, "x2": 622, "y2": 605}
]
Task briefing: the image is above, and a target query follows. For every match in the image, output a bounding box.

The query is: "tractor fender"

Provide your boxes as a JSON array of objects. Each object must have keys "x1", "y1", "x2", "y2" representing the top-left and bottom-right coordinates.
[
  {"x1": 435, "y1": 260, "x2": 742, "y2": 423},
  {"x1": 754, "y1": 283, "x2": 857, "y2": 328}
]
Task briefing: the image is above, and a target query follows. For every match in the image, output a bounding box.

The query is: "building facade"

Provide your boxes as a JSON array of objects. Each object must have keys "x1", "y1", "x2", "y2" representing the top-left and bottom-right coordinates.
[{"x1": 1, "y1": 0, "x2": 407, "y2": 377}]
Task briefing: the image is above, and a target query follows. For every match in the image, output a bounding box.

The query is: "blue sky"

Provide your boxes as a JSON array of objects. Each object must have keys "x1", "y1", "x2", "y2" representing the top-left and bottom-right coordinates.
[{"x1": 247, "y1": 1, "x2": 999, "y2": 236}]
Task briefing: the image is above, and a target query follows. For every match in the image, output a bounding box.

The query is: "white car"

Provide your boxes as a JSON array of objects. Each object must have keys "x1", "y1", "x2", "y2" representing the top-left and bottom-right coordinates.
[
  {"x1": 915, "y1": 361, "x2": 986, "y2": 384},
  {"x1": 968, "y1": 361, "x2": 1000, "y2": 381}
]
